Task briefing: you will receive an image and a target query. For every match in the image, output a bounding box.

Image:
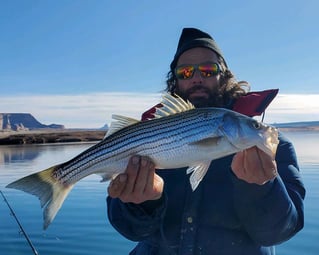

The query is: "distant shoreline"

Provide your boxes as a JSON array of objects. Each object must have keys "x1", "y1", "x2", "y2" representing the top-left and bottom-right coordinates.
[
  {"x1": 277, "y1": 127, "x2": 319, "y2": 132},
  {"x1": 0, "y1": 129, "x2": 106, "y2": 145},
  {"x1": 0, "y1": 127, "x2": 318, "y2": 146}
]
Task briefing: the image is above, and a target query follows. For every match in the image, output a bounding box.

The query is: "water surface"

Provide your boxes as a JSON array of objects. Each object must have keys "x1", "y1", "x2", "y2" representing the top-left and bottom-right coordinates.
[{"x1": 0, "y1": 132, "x2": 318, "y2": 254}]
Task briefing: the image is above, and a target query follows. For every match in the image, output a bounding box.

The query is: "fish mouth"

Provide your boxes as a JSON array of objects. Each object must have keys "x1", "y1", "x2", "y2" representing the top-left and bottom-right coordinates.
[
  {"x1": 255, "y1": 125, "x2": 279, "y2": 158},
  {"x1": 264, "y1": 126, "x2": 279, "y2": 156}
]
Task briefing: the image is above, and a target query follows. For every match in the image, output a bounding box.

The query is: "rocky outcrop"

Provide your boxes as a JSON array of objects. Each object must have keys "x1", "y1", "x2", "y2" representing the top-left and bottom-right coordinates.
[
  {"x1": 0, "y1": 130, "x2": 105, "y2": 145},
  {"x1": 0, "y1": 113, "x2": 64, "y2": 131}
]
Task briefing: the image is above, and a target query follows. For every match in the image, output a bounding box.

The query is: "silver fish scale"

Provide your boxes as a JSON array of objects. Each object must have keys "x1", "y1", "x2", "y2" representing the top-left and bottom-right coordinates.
[{"x1": 56, "y1": 108, "x2": 224, "y2": 184}]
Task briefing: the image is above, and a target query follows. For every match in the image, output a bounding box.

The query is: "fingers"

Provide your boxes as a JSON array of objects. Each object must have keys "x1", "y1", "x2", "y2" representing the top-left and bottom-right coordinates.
[
  {"x1": 231, "y1": 150, "x2": 246, "y2": 179},
  {"x1": 139, "y1": 159, "x2": 155, "y2": 196},
  {"x1": 255, "y1": 148, "x2": 278, "y2": 180},
  {"x1": 108, "y1": 156, "x2": 163, "y2": 204},
  {"x1": 231, "y1": 147, "x2": 278, "y2": 185},
  {"x1": 121, "y1": 156, "x2": 153, "y2": 200},
  {"x1": 107, "y1": 156, "x2": 140, "y2": 199},
  {"x1": 135, "y1": 157, "x2": 155, "y2": 194},
  {"x1": 245, "y1": 147, "x2": 277, "y2": 180},
  {"x1": 108, "y1": 174, "x2": 127, "y2": 198},
  {"x1": 121, "y1": 156, "x2": 141, "y2": 196}
]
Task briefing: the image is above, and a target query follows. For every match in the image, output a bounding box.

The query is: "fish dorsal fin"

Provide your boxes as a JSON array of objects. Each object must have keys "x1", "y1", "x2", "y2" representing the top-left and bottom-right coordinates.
[
  {"x1": 105, "y1": 114, "x2": 139, "y2": 137},
  {"x1": 154, "y1": 93, "x2": 195, "y2": 118}
]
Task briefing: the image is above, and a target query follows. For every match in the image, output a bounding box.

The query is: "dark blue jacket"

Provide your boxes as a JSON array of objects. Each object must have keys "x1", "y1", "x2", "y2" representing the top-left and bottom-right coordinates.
[
  {"x1": 107, "y1": 133, "x2": 305, "y2": 255},
  {"x1": 107, "y1": 90, "x2": 305, "y2": 255}
]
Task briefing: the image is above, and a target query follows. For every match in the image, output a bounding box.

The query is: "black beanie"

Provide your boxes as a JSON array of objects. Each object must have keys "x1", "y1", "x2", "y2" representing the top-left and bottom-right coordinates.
[{"x1": 170, "y1": 28, "x2": 227, "y2": 71}]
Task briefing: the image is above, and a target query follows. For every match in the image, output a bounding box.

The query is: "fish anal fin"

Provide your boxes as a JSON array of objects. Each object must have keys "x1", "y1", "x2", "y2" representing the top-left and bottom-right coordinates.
[{"x1": 99, "y1": 172, "x2": 117, "y2": 182}]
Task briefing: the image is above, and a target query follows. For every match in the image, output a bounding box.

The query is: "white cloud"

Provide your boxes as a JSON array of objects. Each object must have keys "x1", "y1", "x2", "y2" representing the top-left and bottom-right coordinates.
[
  {"x1": 0, "y1": 93, "x2": 161, "y2": 128},
  {"x1": 266, "y1": 94, "x2": 319, "y2": 124},
  {"x1": 1, "y1": 93, "x2": 318, "y2": 128}
]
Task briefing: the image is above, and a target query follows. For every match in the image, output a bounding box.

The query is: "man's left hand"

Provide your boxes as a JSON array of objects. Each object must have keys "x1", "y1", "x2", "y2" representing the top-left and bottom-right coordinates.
[{"x1": 231, "y1": 146, "x2": 278, "y2": 185}]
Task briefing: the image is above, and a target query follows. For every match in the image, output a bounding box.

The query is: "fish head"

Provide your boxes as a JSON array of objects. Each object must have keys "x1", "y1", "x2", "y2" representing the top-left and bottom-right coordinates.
[{"x1": 221, "y1": 111, "x2": 279, "y2": 158}]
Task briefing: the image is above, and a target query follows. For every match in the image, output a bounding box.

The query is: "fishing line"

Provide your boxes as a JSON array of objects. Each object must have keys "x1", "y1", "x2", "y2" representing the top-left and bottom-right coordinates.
[
  {"x1": 0, "y1": 190, "x2": 39, "y2": 255},
  {"x1": 261, "y1": 111, "x2": 265, "y2": 122}
]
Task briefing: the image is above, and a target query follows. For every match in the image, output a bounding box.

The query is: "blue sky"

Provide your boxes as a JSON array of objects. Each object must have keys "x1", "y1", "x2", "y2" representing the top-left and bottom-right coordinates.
[{"x1": 1, "y1": 0, "x2": 319, "y2": 128}]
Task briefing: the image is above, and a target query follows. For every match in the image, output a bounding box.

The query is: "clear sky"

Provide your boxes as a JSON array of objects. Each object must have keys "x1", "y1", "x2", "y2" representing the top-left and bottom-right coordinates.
[{"x1": 1, "y1": 0, "x2": 319, "y2": 128}]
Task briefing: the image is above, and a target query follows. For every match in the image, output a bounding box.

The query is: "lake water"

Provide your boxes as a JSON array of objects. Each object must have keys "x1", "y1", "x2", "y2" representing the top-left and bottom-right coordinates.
[{"x1": 0, "y1": 131, "x2": 318, "y2": 255}]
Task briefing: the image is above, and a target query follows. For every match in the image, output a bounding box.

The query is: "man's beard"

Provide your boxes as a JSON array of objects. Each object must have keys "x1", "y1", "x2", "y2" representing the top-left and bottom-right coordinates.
[{"x1": 175, "y1": 85, "x2": 223, "y2": 108}]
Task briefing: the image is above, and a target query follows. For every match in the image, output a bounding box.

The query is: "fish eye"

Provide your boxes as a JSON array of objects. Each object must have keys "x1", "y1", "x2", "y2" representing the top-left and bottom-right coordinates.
[{"x1": 252, "y1": 121, "x2": 261, "y2": 129}]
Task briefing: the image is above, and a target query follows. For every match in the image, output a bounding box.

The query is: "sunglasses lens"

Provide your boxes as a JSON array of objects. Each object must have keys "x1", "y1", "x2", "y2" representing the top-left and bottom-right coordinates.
[
  {"x1": 175, "y1": 63, "x2": 220, "y2": 80},
  {"x1": 198, "y1": 63, "x2": 219, "y2": 77},
  {"x1": 175, "y1": 66, "x2": 195, "y2": 80}
]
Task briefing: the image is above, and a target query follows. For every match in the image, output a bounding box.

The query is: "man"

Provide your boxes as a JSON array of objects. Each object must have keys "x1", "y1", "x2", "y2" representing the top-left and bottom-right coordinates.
[{"x1": 107, "y1": 28, "x2": 305, "y2": 255}]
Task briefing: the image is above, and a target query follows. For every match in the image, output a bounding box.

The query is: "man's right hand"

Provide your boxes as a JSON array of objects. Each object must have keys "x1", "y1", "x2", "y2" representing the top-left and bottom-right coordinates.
[{"x1": 107, "y1": 156, "x2": 164, "y2": 204}]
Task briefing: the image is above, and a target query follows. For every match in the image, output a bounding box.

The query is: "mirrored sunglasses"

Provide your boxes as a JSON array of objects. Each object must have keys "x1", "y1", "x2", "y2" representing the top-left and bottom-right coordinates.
[{"x1": 175, "y1": 62, "x2": 221, "y2": 80}]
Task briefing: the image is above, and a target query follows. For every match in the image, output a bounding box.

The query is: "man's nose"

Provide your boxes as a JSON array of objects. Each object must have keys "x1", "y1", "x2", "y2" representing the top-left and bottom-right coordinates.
[{"x1": 191, "y1": 69, "x2": 203, "y2": 83}]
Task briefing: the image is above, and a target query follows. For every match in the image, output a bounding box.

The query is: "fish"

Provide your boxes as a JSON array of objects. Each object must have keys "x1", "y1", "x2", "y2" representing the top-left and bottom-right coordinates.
[{"x1": 6, "y1": 93, "x2": 279, "y2": 229}]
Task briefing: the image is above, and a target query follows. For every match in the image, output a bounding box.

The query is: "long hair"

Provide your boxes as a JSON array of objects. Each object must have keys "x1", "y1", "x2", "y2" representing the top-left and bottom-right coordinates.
[{"x1": 165, "y1": 56, "x2": 250, "y2": 107}]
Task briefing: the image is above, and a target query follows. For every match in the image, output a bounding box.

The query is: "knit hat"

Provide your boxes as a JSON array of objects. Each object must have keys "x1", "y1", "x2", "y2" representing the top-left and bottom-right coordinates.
[{"x1": 170, "y1": 28, "x2": 227, "y2": 70}]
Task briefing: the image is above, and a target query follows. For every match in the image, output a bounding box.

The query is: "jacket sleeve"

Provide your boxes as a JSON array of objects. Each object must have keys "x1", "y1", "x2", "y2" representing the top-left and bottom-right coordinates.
[
  {"x1": 107, "y1": 193, "x2": 167, "y2": 241},
  {"x1": 231, "y1": 133, "x2": 305, "y2": 246}
]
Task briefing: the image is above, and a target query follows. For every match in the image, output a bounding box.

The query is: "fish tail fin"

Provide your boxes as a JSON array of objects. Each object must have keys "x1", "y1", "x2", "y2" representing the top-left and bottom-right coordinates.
[{"x1": 6, "y1": 165, "x2": 74, "y2": 229}]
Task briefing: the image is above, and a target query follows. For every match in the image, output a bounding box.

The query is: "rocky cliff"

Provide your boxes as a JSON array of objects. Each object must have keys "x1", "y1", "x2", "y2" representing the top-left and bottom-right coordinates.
[{"x1": 0, "y1": 113, "x2": 64, "y2": 131}]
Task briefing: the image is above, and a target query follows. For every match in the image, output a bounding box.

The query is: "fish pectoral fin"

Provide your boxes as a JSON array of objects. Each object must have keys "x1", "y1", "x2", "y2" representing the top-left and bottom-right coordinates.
[
  {"x1": 105, "y1": 114, "x2": 140, "y2": 137},
  {"x1": 189, "y1": 137, "x2": 222, "y2": 147},
  {"x1": 186, "y1": 161, "x2": 211, "y2": 191}
]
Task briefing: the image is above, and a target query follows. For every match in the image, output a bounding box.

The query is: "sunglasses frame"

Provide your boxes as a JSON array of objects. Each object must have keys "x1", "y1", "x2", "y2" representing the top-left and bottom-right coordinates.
[{"x1": 175, "y1": 62, "x2": 221, "y2": 80}]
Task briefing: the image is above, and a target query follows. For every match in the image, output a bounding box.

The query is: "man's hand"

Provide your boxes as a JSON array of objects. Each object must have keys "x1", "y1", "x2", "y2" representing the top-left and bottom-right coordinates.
[
  {"x1": 108, "y1": 156, "x2": 164, "y2": 204},
  {"x1": 231, "y1": 146, "x2": 278, "y2": 185}
]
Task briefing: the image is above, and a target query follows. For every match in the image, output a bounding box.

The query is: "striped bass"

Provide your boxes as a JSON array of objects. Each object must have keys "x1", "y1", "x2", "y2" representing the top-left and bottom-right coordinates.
[{"x1": 6, "y1": 93, "x2": 279, "y2": 229}]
